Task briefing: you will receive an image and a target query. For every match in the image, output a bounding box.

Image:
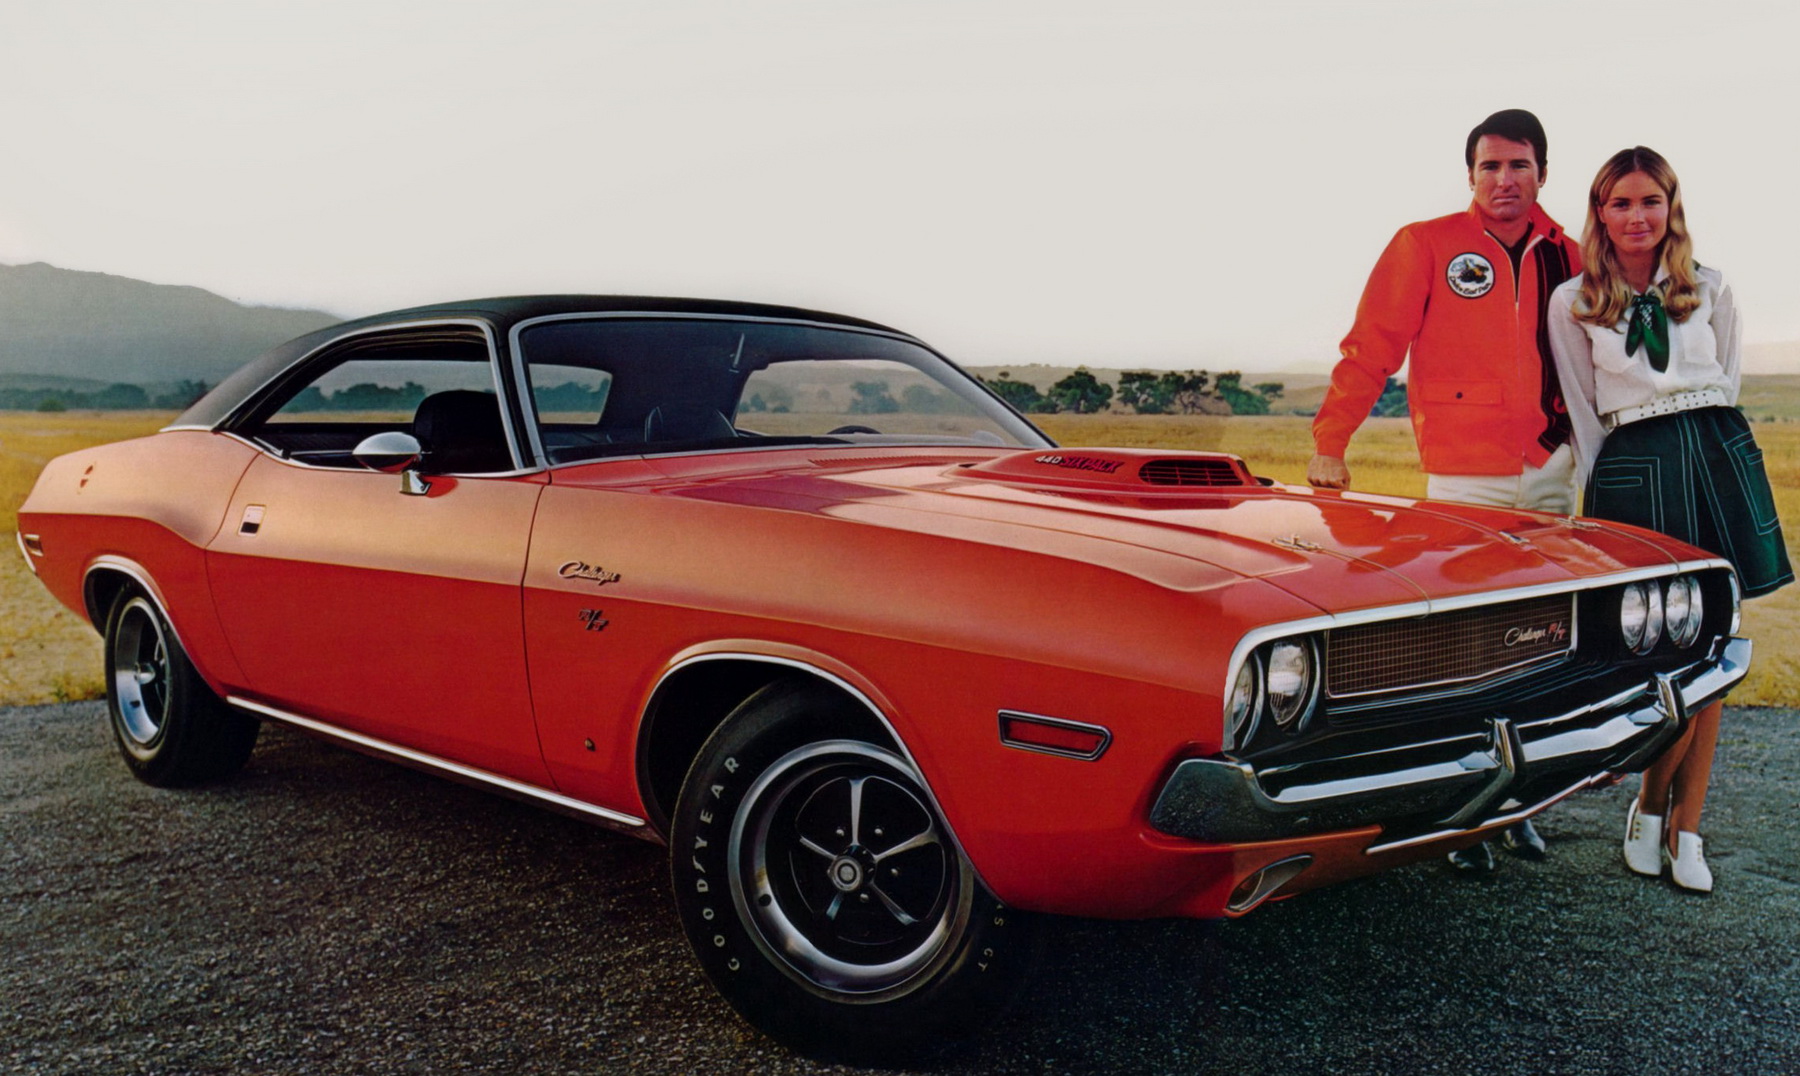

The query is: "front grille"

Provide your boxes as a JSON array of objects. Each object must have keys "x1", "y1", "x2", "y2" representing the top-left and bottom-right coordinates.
[
  {"x1": 1326, "y1": 594, "x2": 1576, "y2": 698},
  {"x1": 1138, "y1": 458, "x2": 1248, "y2": 486}
]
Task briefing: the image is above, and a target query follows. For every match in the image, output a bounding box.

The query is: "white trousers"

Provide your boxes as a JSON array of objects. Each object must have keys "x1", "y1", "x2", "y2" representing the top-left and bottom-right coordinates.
[{"x1": 1425, "y1": 443, "x2": 1577, "y2": 515}]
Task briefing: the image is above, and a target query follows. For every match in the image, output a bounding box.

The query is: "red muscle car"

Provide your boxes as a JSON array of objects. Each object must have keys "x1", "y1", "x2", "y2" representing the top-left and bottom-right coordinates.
[{"x1": 16, "y1": 296, "x2": 1750, "y2": 1059}]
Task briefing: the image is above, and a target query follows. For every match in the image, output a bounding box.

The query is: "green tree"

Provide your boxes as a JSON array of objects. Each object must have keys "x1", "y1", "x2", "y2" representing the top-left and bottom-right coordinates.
[
  {"x1": 1047, "y1": 367, "x2": 1113, "y2": 414},
  {"x1": 1212, "y1": 372, "x2": 1270, "y2": 415},
  {"x1": 91, "y1": 383, "x2": 151, "y2": 409},
  {"x1": 1371, "y1": 377, "x2": 1408, "y2": 418},
  {"x1": 849, "y1": 381, "x2": 901, "y2": 414},
  {"x1": 153, "y1": 380, "x2": 212, "y2": 409},
  {"x1": 1116, "y1": 370, "x2": 1167, "y2": 414},
  {"x1": 900, "y1": 383, "x2": 955, "y2": 413},
  {"x1": 978, "y1": 372, "x2": 1048, "y2": 412},
  {"x1": 1163, "y1": 371, "x2": 1213, "y2": 414}
]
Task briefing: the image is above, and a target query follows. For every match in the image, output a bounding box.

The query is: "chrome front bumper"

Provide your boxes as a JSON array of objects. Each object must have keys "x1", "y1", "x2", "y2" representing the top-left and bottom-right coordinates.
[{"x1": 1150, "y1": 636, "x2": 1751, "y2": 845}]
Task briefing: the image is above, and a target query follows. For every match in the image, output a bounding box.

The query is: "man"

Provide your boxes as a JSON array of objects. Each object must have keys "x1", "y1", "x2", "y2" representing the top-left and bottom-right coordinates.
[{"x1": 1308, "y1": 109, "x2": 1583, "y2": 874}]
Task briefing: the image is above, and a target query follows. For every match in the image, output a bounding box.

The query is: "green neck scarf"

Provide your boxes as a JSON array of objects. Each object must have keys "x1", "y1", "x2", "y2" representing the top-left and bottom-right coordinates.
[{"x1": 1626, "y1": 291, "x2": 1670, "y2": 372}]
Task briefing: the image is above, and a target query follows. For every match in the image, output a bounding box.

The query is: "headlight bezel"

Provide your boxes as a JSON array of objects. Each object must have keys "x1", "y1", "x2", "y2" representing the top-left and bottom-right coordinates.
[
  {"x1": 1226, "y1": 651, "x2": 1263, "y2": 749},
  {"x1": 1225, "y1": 635, "x2": 1322, "y2": 752}
]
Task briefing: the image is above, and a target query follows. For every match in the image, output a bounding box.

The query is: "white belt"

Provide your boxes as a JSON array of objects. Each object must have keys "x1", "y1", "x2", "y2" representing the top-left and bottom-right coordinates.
[{"x1": 1602, "y1": 388, "x2": 1729, "y2": 431}]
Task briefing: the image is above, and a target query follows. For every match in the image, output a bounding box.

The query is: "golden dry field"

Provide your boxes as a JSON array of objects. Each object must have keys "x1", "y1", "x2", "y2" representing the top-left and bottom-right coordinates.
[
  {"x1": 3, "y1": 411, "x2": 1796, "y2": 706},
  {"x1": 1, "y1": 412, "x2": 171, "y2": 704}
]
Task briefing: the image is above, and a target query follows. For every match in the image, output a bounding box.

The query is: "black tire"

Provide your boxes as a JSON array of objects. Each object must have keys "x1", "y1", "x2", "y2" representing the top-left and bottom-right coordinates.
[
  {"x1": 670, "y1": 680, "x2": 1033, "y2": 1062},
  {"x1": 103, "y1": 584, "x2": 259, "y2": 787}
]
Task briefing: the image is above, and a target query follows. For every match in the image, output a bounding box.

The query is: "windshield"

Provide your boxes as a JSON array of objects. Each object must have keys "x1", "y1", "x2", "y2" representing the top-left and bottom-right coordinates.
[{"x1": 515, "y1": 316, "x2": 1047, "y2": 463}]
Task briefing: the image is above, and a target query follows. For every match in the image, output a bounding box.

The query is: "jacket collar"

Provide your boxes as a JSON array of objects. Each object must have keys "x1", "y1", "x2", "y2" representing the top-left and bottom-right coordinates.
[{"x1": 1466, "y1": 202, "x2": 1566, "y2": 244}]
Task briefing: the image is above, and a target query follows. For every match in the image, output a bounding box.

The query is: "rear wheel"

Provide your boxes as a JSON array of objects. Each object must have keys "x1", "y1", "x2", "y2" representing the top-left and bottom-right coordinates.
[
  {"x1": 670, "y1": 680, "x2": 1032, "y2": 1061},
  {"x1": 104, "y1": 585, "x2": 258, "y2": 786}
]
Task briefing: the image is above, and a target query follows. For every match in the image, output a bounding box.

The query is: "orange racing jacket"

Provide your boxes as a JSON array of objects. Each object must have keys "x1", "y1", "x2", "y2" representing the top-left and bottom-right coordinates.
[{"x1": 1313, "y1": 204, "x2": 1582, "y2": 476}]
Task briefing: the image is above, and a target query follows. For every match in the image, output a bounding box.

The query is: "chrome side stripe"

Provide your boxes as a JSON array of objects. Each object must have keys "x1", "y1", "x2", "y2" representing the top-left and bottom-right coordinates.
[{"x1": 227, "y1": 696, "x2": 646, "y2": 830}]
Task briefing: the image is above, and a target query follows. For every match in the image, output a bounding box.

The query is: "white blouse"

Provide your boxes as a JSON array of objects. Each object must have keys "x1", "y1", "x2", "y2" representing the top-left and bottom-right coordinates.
[{"x1": 1546, "y1": 264, "x2": 1741, "y2": 484}]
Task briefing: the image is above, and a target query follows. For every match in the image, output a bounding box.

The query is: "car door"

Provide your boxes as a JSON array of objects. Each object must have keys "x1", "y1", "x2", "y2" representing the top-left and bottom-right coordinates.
[{"x1": 205, "y1": 322, "x2": 553, "y2": 785}]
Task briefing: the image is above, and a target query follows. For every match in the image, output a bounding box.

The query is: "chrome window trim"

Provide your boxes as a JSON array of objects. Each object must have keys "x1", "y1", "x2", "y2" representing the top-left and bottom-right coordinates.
[
  {"x1": 227, "y1": 696, "x2": 646, "y2": 831},
  {"x1": 176, "y1": 316, "x2": 497, "y2": 432},
  {"x1": 199, "y1": 317, "x2": 535, "y2": 474},
  {"x1": 507, "y1": 310, "x2": 1050, "y2": 469},
  {"x1": 1220, "y1": 557, "x2": 1733, "y2": 753},
  {"x1": 213, "y1": 428, "x2": 542, "y2": 480},
  {"x1": 650, "y1": 650, "x2": 997, "y2": 895}
]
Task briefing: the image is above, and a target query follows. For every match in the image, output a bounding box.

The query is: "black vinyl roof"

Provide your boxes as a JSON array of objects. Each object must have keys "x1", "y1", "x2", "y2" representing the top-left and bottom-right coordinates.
[{"x1": 173, "y1": 295, "x2": 911, "y2": 430}]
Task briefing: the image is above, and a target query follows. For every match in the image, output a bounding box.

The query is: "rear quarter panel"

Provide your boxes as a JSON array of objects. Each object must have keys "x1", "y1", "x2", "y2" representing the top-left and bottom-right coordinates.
[{"x1": 19, "y1": 431, "x2": 259, "y2": 691}]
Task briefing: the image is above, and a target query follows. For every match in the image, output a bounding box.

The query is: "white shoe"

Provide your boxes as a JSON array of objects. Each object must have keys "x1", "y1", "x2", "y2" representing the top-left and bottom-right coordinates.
[
  {"x1": 1668, "y1": 832, "x2": 1713, "y2": 893},
  {"x1": 1622, "y1": 799, "x2": 1663, "y2": 877}
]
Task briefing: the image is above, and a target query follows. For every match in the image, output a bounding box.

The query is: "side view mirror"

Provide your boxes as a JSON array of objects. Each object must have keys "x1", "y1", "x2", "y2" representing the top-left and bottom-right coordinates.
[{"x1": 352, "y1": 432, "x2": 431, "y2": 495}]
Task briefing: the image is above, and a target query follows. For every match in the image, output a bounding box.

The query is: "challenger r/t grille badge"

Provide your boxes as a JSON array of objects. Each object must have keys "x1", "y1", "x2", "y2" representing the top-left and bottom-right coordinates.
[{"x1": 559, "y1": 561, "x2": 622, "y2": 587}]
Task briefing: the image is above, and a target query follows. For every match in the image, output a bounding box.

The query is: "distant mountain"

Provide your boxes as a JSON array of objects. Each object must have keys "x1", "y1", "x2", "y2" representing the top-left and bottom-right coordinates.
[{"x1": 0, "y1": 262, "x2": 341, "y2": 385}]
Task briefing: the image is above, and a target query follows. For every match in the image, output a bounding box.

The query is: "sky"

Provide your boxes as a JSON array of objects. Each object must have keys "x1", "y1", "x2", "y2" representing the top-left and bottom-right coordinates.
[{"x1": 2, "y1": 0, "x2": 1797, "y2": 373}]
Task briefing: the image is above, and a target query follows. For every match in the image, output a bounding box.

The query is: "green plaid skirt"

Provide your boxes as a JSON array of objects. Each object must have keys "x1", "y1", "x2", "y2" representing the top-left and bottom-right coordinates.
[{"x1": 1587, "y1": 406, "x2": 1792, "y2": 597}]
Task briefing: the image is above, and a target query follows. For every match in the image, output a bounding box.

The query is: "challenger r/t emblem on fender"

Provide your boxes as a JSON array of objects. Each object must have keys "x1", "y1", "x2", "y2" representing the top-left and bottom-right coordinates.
[
  {"x1": 559, "y1": 561, "x2": 622, "y2": 587},
  {"x1": 578, "y1": 609, "x2": 610, "y2": 632}
]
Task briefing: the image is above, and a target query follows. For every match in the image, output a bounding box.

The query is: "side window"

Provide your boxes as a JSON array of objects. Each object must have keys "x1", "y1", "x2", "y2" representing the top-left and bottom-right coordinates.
[
  {"x1": 243, "y1": 329, "x2": 515, "y2": 472},
  {"x1": 528, "y1": 363, "x2": 613, "y2": 425}
]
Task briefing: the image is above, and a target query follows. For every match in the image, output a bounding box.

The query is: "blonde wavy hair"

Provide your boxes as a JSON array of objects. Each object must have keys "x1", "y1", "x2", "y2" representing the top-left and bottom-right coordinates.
[{"x1": 1575, "y1": 146, "x2": 1700, "y2": 327}]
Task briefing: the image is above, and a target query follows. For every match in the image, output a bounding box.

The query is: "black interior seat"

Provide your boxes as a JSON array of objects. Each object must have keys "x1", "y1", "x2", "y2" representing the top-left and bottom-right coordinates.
[
  {"x1": 643, "y1": 404, "x2": 736, "y2": 443},
  {"x1": 413, "y1": 390, "x2": 515, "y2": 473}
]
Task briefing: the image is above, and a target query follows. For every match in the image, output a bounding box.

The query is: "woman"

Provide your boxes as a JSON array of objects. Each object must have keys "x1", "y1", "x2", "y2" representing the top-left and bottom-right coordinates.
[{"x1": 1548, "y1": 147, "x2": 1792, "y2": 892}]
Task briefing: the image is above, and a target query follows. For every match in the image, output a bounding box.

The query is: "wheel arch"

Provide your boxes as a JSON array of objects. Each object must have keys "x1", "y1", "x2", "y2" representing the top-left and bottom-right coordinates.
[
  {"x1": 637, "y1": 652, "x2": 898, "y2": 835},
  {"x1": 634, "y1": 651, "x2": 984, "y2": 863},
  {"x1": 84, "y1": 558, "x2": 175, "y2": 637},
  {"x1": 82, "y1": 557, "x2": 224, "y2": 696}
]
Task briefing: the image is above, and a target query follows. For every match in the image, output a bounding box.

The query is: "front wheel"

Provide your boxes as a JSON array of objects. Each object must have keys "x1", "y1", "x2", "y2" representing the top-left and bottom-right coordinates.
[
  {"x1": 103, "y1": 585, "x2": 259, "y2": 786},
  {"x1": 670, "y1": 681, "x2": 1032, "y2": 1061}
]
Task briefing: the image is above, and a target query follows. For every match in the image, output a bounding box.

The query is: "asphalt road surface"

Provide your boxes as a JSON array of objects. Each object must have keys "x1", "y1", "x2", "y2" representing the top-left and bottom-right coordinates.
[{"x1": 4, "y1": 701, "x2": 1798, "y2": 1075}]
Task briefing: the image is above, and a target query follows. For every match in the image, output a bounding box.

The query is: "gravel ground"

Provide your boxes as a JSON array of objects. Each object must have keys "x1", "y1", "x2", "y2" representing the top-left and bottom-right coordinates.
[{"x1": 4, "y1": 701, "x2": 1798, "y2": 1075}]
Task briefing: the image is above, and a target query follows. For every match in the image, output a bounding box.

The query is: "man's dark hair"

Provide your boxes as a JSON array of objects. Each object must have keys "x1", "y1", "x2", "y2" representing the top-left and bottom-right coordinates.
[{"x1": 1465, "y1": 109, "x2": 1548, "y2": 169}]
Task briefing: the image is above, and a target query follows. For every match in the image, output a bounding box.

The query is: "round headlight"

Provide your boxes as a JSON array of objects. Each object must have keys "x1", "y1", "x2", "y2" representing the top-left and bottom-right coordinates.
[
  {"x1": 1666, "y1": 575, "x2": 1704, "y2": 648},
  {"x1": 1265, "y1": 637, "x2": 1317, "y2": 733},
  {"x1": 1640, "y1": 579, "x2": 1664, "y2": 653},
  {"x1": 1619, "y1": 582, "x2": 1649, "y2": 651},
  {"x1": 1227, "y1": 655, "x2": 1260, "y2": 747}
]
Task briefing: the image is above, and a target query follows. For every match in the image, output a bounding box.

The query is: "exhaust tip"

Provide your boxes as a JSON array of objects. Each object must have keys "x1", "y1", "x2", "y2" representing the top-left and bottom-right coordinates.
[{"x1": 1227, "y1": 854, "x2": 1313, "y2": 914}]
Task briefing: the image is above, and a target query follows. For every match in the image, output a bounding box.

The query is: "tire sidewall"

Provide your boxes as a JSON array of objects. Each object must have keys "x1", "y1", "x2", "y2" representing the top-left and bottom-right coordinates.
[
  {"x1": 104, "y1": 588, "x2": 186, "y2": 781},
  {"x1": 670, "y1": 682, "x2": 1027, "y2": 1057},
  {"x1": 101, "y1": 583, "x2": 255, "y2": 786}
]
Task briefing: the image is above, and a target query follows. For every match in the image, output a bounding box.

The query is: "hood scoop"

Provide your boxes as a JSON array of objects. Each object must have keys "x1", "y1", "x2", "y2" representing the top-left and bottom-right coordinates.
[{"x1": 960, "y1": 449, "x2": 1257, "y2": 490}]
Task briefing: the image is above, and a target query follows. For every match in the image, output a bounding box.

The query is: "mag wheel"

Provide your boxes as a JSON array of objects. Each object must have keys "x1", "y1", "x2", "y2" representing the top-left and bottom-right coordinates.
[
  {"x1": 671, "y1": 681, "x2": 1031, "y2": 1061},
  {"x1": 103, "y1": 585, "x2": 259, "y2": 787}
]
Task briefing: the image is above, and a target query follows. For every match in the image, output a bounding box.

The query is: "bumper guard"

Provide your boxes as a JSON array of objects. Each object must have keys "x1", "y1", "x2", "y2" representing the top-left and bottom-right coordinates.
[{"x1": 1150, "y1": 636, "x2": 1751, "y2": 845}]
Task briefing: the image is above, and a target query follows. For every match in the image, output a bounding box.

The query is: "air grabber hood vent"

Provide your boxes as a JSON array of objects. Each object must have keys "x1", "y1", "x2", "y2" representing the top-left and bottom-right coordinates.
[{"x1": 960, "y1": 449, "x2": 1258, "y2": 491}]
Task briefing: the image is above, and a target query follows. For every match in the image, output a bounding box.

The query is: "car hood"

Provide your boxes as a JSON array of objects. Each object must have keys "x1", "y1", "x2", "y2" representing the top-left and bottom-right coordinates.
[{"x1": 610, "y1": 447, "x2": 1692, "y2": 615}]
